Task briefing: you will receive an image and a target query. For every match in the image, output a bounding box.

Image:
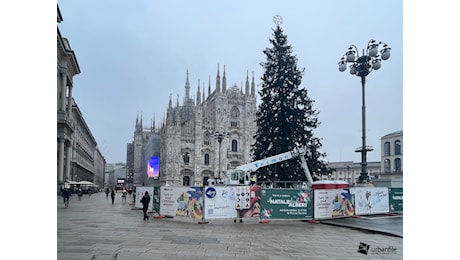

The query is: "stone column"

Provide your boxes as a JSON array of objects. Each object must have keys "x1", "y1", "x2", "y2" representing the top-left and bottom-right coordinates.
[
  {"x1": 65, "y1": 140, "x2": 72, "y2": 181},
  {"x1": 66, "y1": 84, "x2": 73, "y2": 121},
  {"x1": 58, "y1": 137, "x2": 65, "y2": 183},
  {"x1": 59, "y1": 70, "x2": 67, "y2": 112}
]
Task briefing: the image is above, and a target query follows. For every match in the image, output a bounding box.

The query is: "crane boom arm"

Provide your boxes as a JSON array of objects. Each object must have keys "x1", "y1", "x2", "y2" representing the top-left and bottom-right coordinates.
[
  {"x1": 236, "y1": 151, "x2": 294, "y2": 172},
  {"x1": 226, "y1": 146, "x2": 314, "y2": 188}
]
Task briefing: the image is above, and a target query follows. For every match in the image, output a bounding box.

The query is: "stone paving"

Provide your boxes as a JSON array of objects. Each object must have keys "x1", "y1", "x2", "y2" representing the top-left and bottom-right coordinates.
[{"x1": 57, "y1": 191, "x2": 403, "y2": 259}]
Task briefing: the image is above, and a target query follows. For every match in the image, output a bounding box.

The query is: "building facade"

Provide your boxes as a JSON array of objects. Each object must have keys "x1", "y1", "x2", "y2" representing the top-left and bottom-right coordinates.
[
  {"x1": 104, "y1": 163, "x2": 127, "y2": 190},
  {"x1": 324, "y1": 161, "x2": 381, "y2": 186},
  {"x1": 325, "y1": 130, "x2": 403, "y2": 185},
  {"x1": 126, "y1": 115, "x2": 159, "y2": 187},
  {"x1": 380, "y1": 130, "x2": 403, "y2": 177},
  {"x1": 57, "y1": 5, "x2": 105, "y2": 191},
  {"x1": 128, "y1": 66, "x2": 257, "y2": 187}
]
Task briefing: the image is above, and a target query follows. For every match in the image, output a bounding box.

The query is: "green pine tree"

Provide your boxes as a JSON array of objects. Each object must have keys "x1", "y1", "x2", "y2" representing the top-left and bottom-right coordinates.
[{"x1": 252, "y1": 24, "x2": 329, "y2": 184}]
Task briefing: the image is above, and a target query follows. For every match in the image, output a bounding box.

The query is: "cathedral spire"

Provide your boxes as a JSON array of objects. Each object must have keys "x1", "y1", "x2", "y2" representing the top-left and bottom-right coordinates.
[
  {"x1": 222, "y1": 65, "x2": 227, "y2": 92},
  {"x1": 185, "y1": 69, "x2": 190, "y2": 106},
  {"x1": 245, "y1": 70, "x2": 250, "y2": 96},
  {"x1": 202, "y1": 83, "x2": 205, "y2": 103},
  {"x1": 251, "y1": 71, "x2": 255, "y2": 96},
  {"x1": 140, "y1": 111, "x2": 143, "y2": 128},
  {"x1": 208, "y1": 75, "x2": 211, "y2": 97},
  {"x1": 168, "y1": 94, "x2": 172, "y2": 109},
  {"x1": 216, "y1": 64, "x2": 221, "y2": 92},
  {"x1": 196, "y1": 79, "x2": 201, "y2": 105}
]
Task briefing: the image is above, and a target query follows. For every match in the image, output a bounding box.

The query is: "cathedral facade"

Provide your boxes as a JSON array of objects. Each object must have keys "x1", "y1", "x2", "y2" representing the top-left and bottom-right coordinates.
[{"x1": 158, "y1": 66, "x2": 258, "y2": 186}]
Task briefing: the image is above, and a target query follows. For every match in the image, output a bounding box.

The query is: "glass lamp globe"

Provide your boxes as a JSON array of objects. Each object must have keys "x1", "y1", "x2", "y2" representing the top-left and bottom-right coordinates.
[
  {"x1": 346, "y1": 51, "x2": 355, "y2": 62},
  {"x1": 381, "y1": 48, "x2": 391, "y2": 60},
  {"x1": 368, "y1": 45, "x2": 378, "y2": 57},
  {"x1": 372, "y1": 60, "x2": 381, "y2": 70}
]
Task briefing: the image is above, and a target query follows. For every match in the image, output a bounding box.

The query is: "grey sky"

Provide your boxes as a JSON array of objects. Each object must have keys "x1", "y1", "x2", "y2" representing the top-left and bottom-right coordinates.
[{"x1": 57, "y1": 0, "x2": 402, "y2": 164}]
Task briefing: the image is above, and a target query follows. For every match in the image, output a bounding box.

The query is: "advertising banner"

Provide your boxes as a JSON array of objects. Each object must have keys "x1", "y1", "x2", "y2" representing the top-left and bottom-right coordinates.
[
  {"x1": 313, "y1": 188, "x2": 354, "y2": 219},
  {"x1": 204, "y1": 186, "x2": 239, "y2": 219},
  {"x1": 236, "y1": 186, "x2": 261, "y2": 219},
  {"x1": 159, "y1": 186, "x2": 204, "y2": 219},
  {"x1": 388, "y1": 188, "x2": 403, "y2": 212},
  {"x1": 352, "y1": 187, "x2": 389, "y2": 215},
  {"x1": 152, "y1": 186, "x2": 160, "y2": 213},
  {"x1": 135, "y1": 186, "x2": 154, "y2": 210},
  {"x1": 260, "y1": 189, "x2": 313, "y2": 220}
]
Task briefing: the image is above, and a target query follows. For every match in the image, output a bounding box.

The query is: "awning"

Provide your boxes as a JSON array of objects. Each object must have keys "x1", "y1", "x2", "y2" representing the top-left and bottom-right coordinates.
[{"x1": 77, "y1": 180, "x2": 96, "y2": 186}]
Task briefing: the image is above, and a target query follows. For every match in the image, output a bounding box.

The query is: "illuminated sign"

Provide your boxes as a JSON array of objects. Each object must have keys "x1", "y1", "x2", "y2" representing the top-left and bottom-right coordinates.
[{"x1": 147, "y1": 156, "x2": 160, "y2": 178}]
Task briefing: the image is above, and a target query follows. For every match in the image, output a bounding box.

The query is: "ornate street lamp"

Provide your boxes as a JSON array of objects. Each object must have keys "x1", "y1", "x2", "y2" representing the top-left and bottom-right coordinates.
[
  {"x1": 212, "y1": 131, "x2": 229, "y2": 181},
  {"x1": 338, "y1": 39, "x2": 391, "y2": 183}
]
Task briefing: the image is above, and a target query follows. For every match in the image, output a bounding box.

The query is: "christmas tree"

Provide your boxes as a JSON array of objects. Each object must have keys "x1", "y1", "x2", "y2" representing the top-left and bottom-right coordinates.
[{"x1": 252, "y1": 17, "x2": 330, "y2": 184}]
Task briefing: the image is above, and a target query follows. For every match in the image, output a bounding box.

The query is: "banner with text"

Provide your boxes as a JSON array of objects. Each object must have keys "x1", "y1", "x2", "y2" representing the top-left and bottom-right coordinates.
[
  {"x1": 260, "y1": 189, "x2": 313, "y2": 220},
  {"x1": 351, "y1": 187, "x2": 389, "y2": 215},
  {"x1": 159, "y1": 186, "x2": 204, "y2": 219},
  {"x1": 313, "y1": 188, "x2": 355, "y2": 219},
  {"x1": 203, "y1": 186, "x2": 239, "y2": 219},
  {"x1": 388, "y1": 188, "x2": 403, "y2": 213}
]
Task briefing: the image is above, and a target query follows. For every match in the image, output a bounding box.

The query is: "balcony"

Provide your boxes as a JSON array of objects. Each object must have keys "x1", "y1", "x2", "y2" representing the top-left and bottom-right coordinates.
[{"x1": 227, "y1": 151, "x2": 243, "y2": 160}]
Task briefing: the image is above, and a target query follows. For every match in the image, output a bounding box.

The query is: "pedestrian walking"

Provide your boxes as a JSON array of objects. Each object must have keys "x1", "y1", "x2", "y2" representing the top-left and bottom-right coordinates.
[
  {"x1": 77, "y1": 188, "x2": 83, "y2": 200},
  {"x1": 105, "y1": 188, "x2": 109, "y2": 198},
  {"x1": 140, "y1": 191, "x2": 151, "y2": 220},
  {"x1": 110, "y1": 189, "x2": 115, "y2": 204},
  {"x1": 121, "y1": 189, "x2": 127, "y2": 204},
  {"x1": 62, "y1": 188, "x2": 71, "y2": 208}
]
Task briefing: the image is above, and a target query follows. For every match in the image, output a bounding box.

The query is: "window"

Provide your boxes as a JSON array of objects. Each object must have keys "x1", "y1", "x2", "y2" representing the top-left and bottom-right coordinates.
[
  {"x1": 395, "y1": 158, "x2": 401, "y2": 172},
  {"x1": 203, "y1": 176, "x2": 209, "y2": 186},
  {"x1": 394, "y1": 140, "x2": 401, "y2": 155},
  {"x1": 384, "y1": 159, "x2": 391, "y2": 173},
  {"x1": 231, "y1": 140, "x2": 238, "y2": 152},
  {"x1": 204, "y1": 154, "x2": 210, "y2": 165},
  {"x1": 204, "y1": 131, "x2": 210, "y2": 145},
  {"x1": 183, "y1": 152, "x2": 190, "y2": 165},
  {"x1": 183, "y1": 176, "x2": 190, "y2": 186},
  {"x1": 230, "y1": 106, "x2": 240, "y2": 127},
  {"x1": 384, "y1": 141, "x2": 391, "y2": 156}
]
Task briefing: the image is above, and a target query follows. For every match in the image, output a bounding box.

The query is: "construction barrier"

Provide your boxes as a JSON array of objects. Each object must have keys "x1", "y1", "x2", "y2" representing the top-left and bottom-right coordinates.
[{"x1": 133, "y1": 183, "x2": 402, "y2": 223}]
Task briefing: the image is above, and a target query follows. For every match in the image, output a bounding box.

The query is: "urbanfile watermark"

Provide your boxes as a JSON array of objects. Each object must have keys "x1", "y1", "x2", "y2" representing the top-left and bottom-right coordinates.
[{"x1": 358, "y1": 242, "x2": 397, "y2": 255}]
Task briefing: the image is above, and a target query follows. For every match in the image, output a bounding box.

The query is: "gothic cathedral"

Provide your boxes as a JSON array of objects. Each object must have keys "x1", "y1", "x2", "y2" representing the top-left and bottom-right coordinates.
[{"x1": 159, "y1": 65, "x2": 257, "y2": 186}]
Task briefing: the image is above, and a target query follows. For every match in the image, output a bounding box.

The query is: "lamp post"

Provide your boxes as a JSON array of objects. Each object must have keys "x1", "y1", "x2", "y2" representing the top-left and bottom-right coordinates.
[
  {"x1": 338, "y1": 39, "x2": 391, "y2": 183},
  {"x1": 346, "y1": 164, "x2": 351, "y2": 185},
  {"x1": 213, "y1": 131, "x2": 228, "y2": 181}
]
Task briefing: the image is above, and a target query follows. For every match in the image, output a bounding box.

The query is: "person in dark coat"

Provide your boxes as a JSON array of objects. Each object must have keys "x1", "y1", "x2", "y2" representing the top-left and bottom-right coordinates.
[
  {"x1": 140, "y1": 191, "x2": 151, "y2": 220},
  {"x1": 62, "y1": 188, "x2": 71, "y2": 208},
  {"x1": 110, "y1": 189, "x2": 115, "y2": 204}
]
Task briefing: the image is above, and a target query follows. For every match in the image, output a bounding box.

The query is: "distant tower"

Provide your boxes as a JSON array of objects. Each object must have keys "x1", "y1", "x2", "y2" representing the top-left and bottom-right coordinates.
[{"x1": 133, "y1": 113, "x2": 144, "y2": 181}]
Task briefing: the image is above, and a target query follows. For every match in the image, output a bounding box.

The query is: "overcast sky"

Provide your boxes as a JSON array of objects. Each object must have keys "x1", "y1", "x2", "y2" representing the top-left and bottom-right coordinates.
[
  {"x1": 4, "y1": 2, "x2": 460, "y2": 256},
  {"x1": 57, "y1": 0, "x2": 402, "y2": 164}
]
